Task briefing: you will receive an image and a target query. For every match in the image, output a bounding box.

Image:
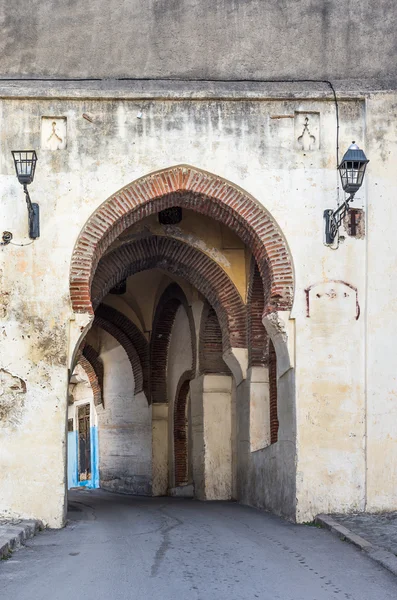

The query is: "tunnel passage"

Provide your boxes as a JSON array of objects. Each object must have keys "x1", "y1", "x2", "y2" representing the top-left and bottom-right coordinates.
[{"x1": 68, "y1": 167, "x2": 294, "y2": 515}]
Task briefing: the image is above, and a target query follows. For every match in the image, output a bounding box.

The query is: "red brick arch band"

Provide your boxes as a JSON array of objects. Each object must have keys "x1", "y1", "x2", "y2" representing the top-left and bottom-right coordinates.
[
  {"x1": 70, "y1": 166, "x2": 294, "y2": 317},
  {"x1": 78, "y1": 355, "x2": 102, "y2": 407},
  {"x1": 83, "y1": 344, "x2": 104, "y2": 392}
]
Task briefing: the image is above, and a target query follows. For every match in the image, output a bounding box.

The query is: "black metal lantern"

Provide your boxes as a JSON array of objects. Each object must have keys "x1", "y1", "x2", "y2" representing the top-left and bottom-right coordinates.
[
  {"x1": 11, "y1": 150, "x2": 39, "y2": 239},
  {"x1": 338, "y1": 142, "x2": 369, "y2": 194},
  {"x1": 324, "y1": 142, "x2": 369, "y2": 245},
  {"x1": 12, "y1": 150, "x2": 37, "y2": 185}
]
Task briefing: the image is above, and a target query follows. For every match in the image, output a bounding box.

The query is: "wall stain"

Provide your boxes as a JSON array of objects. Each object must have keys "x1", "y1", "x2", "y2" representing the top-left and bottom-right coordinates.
[{"x1": 0, "y1": 368, "x2": 27, "y2": 428}]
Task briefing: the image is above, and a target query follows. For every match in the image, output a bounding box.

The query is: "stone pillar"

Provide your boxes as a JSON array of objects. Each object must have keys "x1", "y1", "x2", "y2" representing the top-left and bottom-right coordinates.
[
  {"x1": 152, "y1": 403, "x2": 168, "y2": 496},
  {"x1": 248, "y1": 366, "x2": 271, "y2": 452},
  {"x1": 190, "y1": 375, "x2": 233, "y2": 500}
]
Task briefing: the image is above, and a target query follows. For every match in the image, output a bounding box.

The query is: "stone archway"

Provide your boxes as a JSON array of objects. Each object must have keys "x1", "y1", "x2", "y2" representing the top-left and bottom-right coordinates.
[
  {"x1": 68, "y1": 165, "x2": 296, "y2": 520},
  {"x1": 70, "y1": 165, "x2": 294, "y2": 319}
]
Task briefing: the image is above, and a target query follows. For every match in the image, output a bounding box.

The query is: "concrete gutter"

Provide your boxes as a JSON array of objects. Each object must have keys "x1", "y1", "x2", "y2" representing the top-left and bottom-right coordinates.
[
  {"x1": 0, "y1": 520, "x2": 44, "y2": 560},
  {"x1": 315, "y1": 514, "x2": 397, "y2": 577}
]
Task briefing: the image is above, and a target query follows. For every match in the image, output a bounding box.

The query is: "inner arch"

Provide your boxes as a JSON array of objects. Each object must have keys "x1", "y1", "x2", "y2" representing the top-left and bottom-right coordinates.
[{"x1": 70, "y1": 165, "x2": 294, "y2": 318}]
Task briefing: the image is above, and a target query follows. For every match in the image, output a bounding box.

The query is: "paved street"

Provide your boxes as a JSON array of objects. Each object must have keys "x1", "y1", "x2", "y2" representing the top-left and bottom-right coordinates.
[{"x1": 0, "y1": 489, "x2": 396, "y2": 600}]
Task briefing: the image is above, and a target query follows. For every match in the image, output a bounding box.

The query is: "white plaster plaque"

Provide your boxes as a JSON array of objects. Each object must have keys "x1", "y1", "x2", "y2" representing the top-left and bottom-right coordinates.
[
  {"x1": 295, "y1": 112, "x2": 320, "y2": 151},
  {"x1": 41, "y1": 117, "x2": 67, "y2": 150},
  {"x1": 305, "y1": 280, "x2": 360, "y2": 322}
]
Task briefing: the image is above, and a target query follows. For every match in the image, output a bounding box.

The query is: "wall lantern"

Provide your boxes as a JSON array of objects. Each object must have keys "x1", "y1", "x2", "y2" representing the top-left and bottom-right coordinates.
[
  {"x1": 324, "y1": 142, "x2": 369, "y2": 245},
  {"x1": 11, "y1": 150, "x2": 40, "y2": 239}
]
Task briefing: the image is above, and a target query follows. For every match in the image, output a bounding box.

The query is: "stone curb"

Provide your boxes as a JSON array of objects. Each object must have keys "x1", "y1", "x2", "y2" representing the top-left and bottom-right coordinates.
[
  {"x1": 315, "y1": 514, "x2": 397, "y2": 577},
  {"x1": 0, "y1": 520, "x2": 44, "y2": 560}
]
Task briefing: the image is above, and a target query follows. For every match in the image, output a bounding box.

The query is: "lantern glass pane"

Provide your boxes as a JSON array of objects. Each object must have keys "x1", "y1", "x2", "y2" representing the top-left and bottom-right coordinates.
[
  {"x1": 357, "y1": 163, "x2": 367, "y2": 186},
  {"x1": 339, "y1": 159, "x2": 368, "y2": 193}
]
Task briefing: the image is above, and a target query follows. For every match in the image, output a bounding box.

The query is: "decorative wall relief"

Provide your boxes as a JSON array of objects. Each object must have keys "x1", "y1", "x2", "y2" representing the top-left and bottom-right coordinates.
[
  {"x1": 41, "y1": 117, "x2": 67, "y2": 150},
  {"x1": 0, "y1": 369, "x2": 27, "y2": 428},
  {"x1": 305, "y1": 280, "x2": 360, "y2": 321},
  {"x1": 295, "y1": 112, "x2": 320, "y2": 151}
]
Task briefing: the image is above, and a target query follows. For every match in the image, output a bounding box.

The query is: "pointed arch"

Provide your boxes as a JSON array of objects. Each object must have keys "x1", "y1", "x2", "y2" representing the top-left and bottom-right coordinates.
[
  {"x1": 95, "y1": 304, "x2": 149, "y2": 397},
  {"x1": 173, "y1": 371, "x2": 192, "y2": 487},
  {"x1": 93, "y1": 315, "x2": 144, "y2": 395},
  {"x1": 91, "y1": 236, "x2": 246, "y2": 351},
  {"x1": 70, "y1": 165, "x2": 294, "y2": 318}
]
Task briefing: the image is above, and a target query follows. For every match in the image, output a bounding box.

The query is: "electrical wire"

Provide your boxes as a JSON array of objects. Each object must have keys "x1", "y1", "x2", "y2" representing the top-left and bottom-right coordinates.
[
  {"x1": 1, "y1": 76, "x2": 341, "y2": 247},
  {"x1": 9, "y1": 240, "x2": 34, "y2": 246}
]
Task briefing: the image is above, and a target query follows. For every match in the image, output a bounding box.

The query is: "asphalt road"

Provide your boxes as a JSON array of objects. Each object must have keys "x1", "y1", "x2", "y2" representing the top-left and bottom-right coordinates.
[{"x1": 1, "y1": 489, "x2": 396, "y2": 600}]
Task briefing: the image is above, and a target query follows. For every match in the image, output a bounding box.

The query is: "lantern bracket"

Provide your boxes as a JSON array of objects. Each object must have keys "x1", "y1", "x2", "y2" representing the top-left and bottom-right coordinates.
[
  {"x1": 23, "y1": 184, "x2": 40, "y2": 240},
  {"x1": 324, "y1": 193, "x2": 355, "y2": 245}
]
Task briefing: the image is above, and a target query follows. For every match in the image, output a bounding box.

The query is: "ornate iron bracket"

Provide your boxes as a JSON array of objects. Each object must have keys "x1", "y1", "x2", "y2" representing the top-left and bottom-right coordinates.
[{"x1": 324, "y1": 193, "x2": 355, "y2": 245}]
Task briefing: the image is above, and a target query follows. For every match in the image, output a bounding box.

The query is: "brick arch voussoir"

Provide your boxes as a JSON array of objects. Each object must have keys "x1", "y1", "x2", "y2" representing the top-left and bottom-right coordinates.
[
  {"x1": 152, "y1": 283, "x2": 197, "y2": 373},
  {"x1": 199, "y1": 303, "x2": 232, "y2": 376},
  {"x1": 95, "y1": 304, "x2": 149, "y2": 398},
  {"x1": 83, "y1": 343, "x2": 104, "y2": 392},
  {"x1": 91, "y1": 236, "x2": 246, "y2": 351},
  {"x1": 70, "y1": 166, "x2": 293, "y2": 317},
  {"x1": 78, "y1": 355, "x2": 102, "y2": 407},
  {"x1": 94, "y1": 315, "x2": 144, "y2": 395},
  {"x1": 150, "y1": 284, "x2": 196, "y2": 405},
  {"x1": 247, "y1": 258, "x2": 269, "y2": 368}
]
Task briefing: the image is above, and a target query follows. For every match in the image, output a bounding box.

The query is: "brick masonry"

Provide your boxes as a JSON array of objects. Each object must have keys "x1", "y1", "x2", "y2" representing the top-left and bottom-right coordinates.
[
  {"x1": 247, "y1": 259, "x2": 268, "y2": 368},
  {"x1": 83, "y1": 344, "x2": 104, "y2": 394},
  {"x1": 199, "y1": 304, "x2": 231, "y2": 375},
  {"x1": 78, "y1": 354, "x2": 102, "y2": 406},
  {"x1": 70, "y1": 166, "x2": 294, "y2": 319}
]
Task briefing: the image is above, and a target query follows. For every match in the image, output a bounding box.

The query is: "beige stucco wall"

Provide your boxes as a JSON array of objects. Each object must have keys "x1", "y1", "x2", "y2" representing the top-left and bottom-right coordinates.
[
  {"x1": 365, "y1": 94, "x2": 397, "y2": 512},
  {"x1": 0, "y1": 90, "x2": 395, "y2": 525}
]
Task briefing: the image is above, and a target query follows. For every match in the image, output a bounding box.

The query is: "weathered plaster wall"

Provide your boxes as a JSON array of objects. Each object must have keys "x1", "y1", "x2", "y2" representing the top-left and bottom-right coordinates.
[
  {"x1": 0, "y1": 1, "x2": 395, "y2": 82},
  {"x1": 365, "y1": 94, "x2": 397, "y2": 512},
  {"x1": 0, "y1": 91, "x2": 394, "y2": 525},
  {"x1": 238, "y1": 366, "x2": 296, "y2": 518},
  {"x1": 98, "y1": 330, "x2": 152, "y2": 495},
  {"x1": 295, "y1": 281, "x2": 365, "y2": 519}
]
